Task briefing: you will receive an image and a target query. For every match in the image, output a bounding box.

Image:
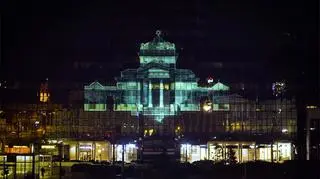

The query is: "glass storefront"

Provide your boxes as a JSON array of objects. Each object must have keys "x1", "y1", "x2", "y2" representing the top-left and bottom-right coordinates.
[
  {"x1": 67, "y1": 141, "x2": 111, "y2": 161},
  {"x1": 113, "y1": 144, "x2": 138, "y2": 163},
  {"x1": 0, "y1": 154, "x2": 40, "y2": 177},
  {"x1": 65, "y1": 141, "x2": 138, "y2": 162},
  {"x1": 79, "y1": 143, "x2": 93, "y2": 161},
  {"x1": 180, "y1": 144, "x2": 208, "y2": 163},
  {"x1": 196, "y1": 141, "x2": 292, "y2": 163}
]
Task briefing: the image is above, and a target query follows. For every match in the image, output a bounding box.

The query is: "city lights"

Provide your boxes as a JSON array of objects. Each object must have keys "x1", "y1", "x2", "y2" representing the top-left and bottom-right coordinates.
[
  {"x1": 0, "y1": 31, "x2": 300, "y2": 168},
  {"x1": 306, "y1": 105, "x2": 317, "y2": 109}
]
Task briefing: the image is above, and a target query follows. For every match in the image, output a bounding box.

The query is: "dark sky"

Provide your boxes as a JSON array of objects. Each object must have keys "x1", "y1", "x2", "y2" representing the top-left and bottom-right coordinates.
[{"x1": 1, "y1": 0, "x2": 319, "y2": 101}]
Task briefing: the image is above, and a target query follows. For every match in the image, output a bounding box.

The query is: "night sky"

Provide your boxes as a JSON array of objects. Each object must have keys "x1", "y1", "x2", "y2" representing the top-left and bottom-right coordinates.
[{"x1": 1, "y1": 0, "x2": 319, "y2": 103}]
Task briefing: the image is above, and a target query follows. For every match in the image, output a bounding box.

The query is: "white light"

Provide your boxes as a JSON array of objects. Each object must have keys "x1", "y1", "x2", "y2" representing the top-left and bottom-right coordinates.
[
  {"x1": 307, "y1": 106, "x2": 317, "y2": 109},
  {"x1": 249, "y1": 145, "x2": 255, "y2": 149},
  {"x1": 48, "y1": 140, "x2": 57, "y2": 144},
  {"x1": 181, "y1": 144, "x2": 191, "y2": 150},
  {"x1": 41, "y1": 145, "x2": 55, "y2": 149},
  {"x1": 310, "y1": 128, "x2": 316, "y2": 131},
  {"x1": 79, "y1": 145, "x2": 92, "y2": 150},
  {"x1": 31, "y1": 144, "x2": 34, "y2": 153},
  {"x1": 203, "y1": 104, "x2": 212, "y2": 112},
  {"x1": 282, "y1": 128, "x2": 288, "y2": 133},
  {"x1": 127, "y1": 144, "x2": 136, "y2": 149}
]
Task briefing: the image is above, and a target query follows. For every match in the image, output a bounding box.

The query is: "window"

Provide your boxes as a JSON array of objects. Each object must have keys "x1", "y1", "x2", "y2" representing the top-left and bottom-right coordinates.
[
  {"x1": 89, "y1": 104, "x2": 96, "y2": 109},
  {"x1": 164, "y1": 84, "x2": 170, "y2": 90},
  {"x1": 213, "y1": 104, "x2": 230, "y2": 111}
]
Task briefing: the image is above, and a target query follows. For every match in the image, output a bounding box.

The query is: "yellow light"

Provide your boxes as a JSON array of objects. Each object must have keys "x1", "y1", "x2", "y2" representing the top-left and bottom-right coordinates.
[
  {"x1": 40, "y1": 92, "x2": 49, "y2": 102},
  {"x1": 13, "y1": 146, "x2": 28, "y2": 148},
  {"x1": 41, "y1": 145, "x2": 55, "y2": 149},
  {"x1": 203, "y1": 105, "x2": 211, "y2": 112},
  {"x1": 149, "y1": 129, "x2": 154, "y2": 136}
]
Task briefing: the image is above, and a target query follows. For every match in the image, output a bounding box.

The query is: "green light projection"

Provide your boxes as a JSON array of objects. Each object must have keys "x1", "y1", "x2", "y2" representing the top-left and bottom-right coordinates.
[{"x1": 84, "y1": 31, "x2": 230, "y2": 122}]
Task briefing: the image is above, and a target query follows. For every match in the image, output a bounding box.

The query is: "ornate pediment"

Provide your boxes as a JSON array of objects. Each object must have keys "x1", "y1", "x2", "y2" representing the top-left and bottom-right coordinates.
[
  {"x1": 85, "y1": 81, "x2": 105, "y2": 90},
  {"x1": 212, "y1": 82, "x2": 229, "y2": 91}
]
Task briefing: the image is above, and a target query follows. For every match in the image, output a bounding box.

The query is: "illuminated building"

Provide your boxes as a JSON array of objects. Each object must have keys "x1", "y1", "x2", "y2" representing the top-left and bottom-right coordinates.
[
  {"x1": 84, "y1": 30, "x2": 230, "y2": 122},
  {"x1": 1, "y1": 31, "x2": 298, "y2": 163},
  {"x1": 39, "y1": 81, "x2": 50, "y2": 103},
  {"x1": 81, "y1": 31, "x2": 297, "y2": 163}
]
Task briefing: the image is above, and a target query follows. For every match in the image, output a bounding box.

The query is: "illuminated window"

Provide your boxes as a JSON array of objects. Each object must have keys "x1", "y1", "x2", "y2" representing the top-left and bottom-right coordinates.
[
  {"x1": 40, "y1": 92, "x2": 50, "y2": 102},
  {"x1": 84, "y1": 103, "x2": 106, "y2": 111},
  {"x1": 213, "y1": 104, "x2": 230, "y2": 111},
  {"x1": 152, "y1": 84, "x2": 160, "y2": 89}
]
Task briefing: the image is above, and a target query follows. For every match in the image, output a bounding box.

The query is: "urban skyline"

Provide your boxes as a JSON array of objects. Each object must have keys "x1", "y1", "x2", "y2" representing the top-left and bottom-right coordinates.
[{"x1": 0, "y1": 1, "x2": 319, "y2": 178}]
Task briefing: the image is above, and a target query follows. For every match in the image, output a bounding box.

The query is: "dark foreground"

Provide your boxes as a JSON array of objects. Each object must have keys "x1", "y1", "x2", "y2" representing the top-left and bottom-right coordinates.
[{"x1": 67, "y1": 160, "x2": 320, "y2": 179}]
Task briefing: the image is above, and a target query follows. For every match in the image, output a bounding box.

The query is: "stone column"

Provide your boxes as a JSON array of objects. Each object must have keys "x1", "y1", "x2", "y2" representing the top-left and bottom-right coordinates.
[
  {"x1": 160, "y1": 80, "x2": 164, "y2": 107},
  {"x1": 148, "y1": 81, "x2": 153, "y2": 107}
]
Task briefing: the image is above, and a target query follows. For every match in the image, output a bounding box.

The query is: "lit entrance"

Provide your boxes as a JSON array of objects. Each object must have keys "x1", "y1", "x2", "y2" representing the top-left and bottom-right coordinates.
[
  {"x1": 79, "y1": 151, "x2": 92, "y2": 161},
  {"x1": 79, "y1": 144, "x2": 93, "y2": 161}
]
